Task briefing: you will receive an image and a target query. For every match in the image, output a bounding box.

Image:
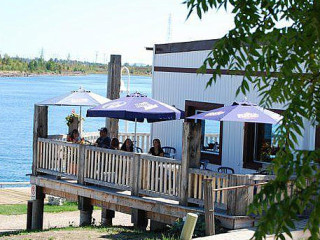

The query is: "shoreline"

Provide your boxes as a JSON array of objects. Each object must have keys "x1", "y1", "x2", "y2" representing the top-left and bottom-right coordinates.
[
  {"x1": 0, "y1": 71, "x2": 102, "y2": 78},
  {"x1": 0, "y1": 71, "x2": 151, "y2": 78}
]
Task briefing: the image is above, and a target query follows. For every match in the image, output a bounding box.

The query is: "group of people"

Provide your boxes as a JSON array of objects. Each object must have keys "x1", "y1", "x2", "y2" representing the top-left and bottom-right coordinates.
[{"x1": 68, "y1": 127, "x2": 165, "y2": 157}]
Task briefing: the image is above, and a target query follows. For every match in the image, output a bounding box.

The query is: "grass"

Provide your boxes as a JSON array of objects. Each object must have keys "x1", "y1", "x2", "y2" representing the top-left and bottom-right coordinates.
[
  {"x1": 0, "y1": 225, "x2": 179, "y2": 240},
  {"x1": 0, "y1": 202, "x2": 100, "y2": 215}
]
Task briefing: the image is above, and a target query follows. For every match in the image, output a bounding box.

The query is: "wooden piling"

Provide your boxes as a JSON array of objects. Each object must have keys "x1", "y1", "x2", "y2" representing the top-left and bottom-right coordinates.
[
  {"x1": 101, "y1": 208, "x2": 115, "y2": 227},
  {"x1": 150, "y1": 220, "x2": 167, "y2": 231},
  {"x1": 78, "y1": 196, "x2": 93, "y2": 226},
  {"x1": 68, "y1": 115, "x2": 81, "y2": 135},
  {"x1": 33, "y1": 105, "x2": 48, "y2": 175},
  {"x1": 26, "y1": 200, "x2": 33, "y2": 230},
  {"x1": 180, "y1": 122, "x2": 201, "y2": 206},
  {"x1": 30, "y1": 186, "x2": 45, "y2": 230},
  {"x1": 105, "y1": 54, "x2": 121, "y2": 139}
]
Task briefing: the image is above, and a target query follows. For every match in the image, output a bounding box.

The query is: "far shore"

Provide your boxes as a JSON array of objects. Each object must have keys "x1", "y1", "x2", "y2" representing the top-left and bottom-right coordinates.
[
  {"x1": 0, "y1": 71, "x2": 151, "y2": 78},
  {"x1": 0, "y1": 71, "x2": 103, "y2": 78}
]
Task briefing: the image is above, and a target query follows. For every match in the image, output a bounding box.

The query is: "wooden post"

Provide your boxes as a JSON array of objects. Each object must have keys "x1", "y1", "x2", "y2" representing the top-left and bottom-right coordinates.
[
  {"x1": 101, "y1": 208, "x2": 115, "y2": 227},
  {"x1": 130, "y1": 153, "x2": 148, "y2": 229},
  {"x1": 78, "y1": 196, "x2": 93, "y2": 226},
  {"x1": 227, "y1": 175, "x2": 253, "y2": 216},
  {"x1": 150, "y1": 220, "x2": 167, "y2": 231},
  {"x1": 105, "y1": 54, "x2": 121, "y2": 139},
  {"x1": 32, "y1": 105, "x2": 48, "y2": 175},
  {"x1": 31, "y1": 186, "x2": 45, "y2": 230},
  {"x1": 99, "y1": 148, "x2": 116, "y2": 227},
  {"x1": 180, "y1": 122, "x2": 201, "y2": 205},
  {"x1": 26, "y1": 200, "x2": 33, "y2": 230},
  {"x1": 130, "y1": 154, "x2": 141, "y2": 196},
  {"x1": 180, "y1": 213, "x2": 198, "y2": 240},
  {"x1": 68, "y1": 116, "x2": 80, "y2": 135},
  {"x1": 78, "y1": 144, "x2": 86, "y2": 185},
  {"x1": 204, "y1": 179, "x2": 215, "y2": 236}
]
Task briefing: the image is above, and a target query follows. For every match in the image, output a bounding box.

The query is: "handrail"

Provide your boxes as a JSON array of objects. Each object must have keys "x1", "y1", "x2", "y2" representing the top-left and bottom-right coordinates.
[
  {"x1": 85, "y1": 145, "x2": 135, "y2": 157},
  {"x1": 140, "y1": 154, "x2": 181, "y2": 165},
  {"x1": 38, "y1": 137, "x2": 79, "y2": 147}
]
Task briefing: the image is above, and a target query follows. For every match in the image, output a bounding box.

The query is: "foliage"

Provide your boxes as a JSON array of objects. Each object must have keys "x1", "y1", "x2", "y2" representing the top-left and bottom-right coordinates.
[
  {"x1": 168, "y1": 215, "x2": 226, "y2": 238},
  {"x1": 184, "y1": 0, "x2": 320, "y2": 239},
  {"x1": 0, "y1": 54, "x2": 107, "y2": 74},
  {"x1": 0, "y1": 55, "x2": 152, "y2": 76},
  {"x1": 65, "y1": 111, "x2": 84, "y2": 127}
]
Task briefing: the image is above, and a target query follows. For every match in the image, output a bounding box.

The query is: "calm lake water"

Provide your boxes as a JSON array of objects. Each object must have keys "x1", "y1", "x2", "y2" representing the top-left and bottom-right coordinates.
[{"x1": 0, "y1": 74, "x2": 152, "y2": 182}]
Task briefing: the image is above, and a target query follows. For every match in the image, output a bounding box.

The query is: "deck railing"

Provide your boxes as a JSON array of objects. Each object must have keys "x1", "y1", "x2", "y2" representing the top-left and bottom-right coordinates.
[
  {"x1": 36, "y1": 137, "x2": 273, "y2": 217},
  {"x1": 37, "y1": 138, "x2": 79, "y2": 180},
  {"x1": 188, "y1": 168, "x2": 229, "y2": 210},
  {"x1": 84, "y1": 146, "x2": 134, "y2": 190},
  {"x1": 139, "y1": 154, "x2": 181, "y2": 200}
]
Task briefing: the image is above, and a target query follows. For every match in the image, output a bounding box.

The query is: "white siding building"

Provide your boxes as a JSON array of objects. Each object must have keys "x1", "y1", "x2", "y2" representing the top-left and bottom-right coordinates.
[{"x1": 150, "y1": 39, "x2": 319, "y2": 174}]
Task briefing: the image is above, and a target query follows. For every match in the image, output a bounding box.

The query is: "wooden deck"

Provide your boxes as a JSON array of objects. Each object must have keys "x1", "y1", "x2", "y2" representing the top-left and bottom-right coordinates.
[
  {"x1": 30, "y1": 175, "x2": 253, "y2": 229},
  {"x1": 28, "y1": 105, "x2": 277, "y2": 236}
]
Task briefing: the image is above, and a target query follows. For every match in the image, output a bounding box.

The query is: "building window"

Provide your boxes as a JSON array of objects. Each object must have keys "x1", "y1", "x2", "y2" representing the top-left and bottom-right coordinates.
[
  {"x1": 195, "y1": 110, "x2": 221, "y2": 155},
  {"x1": 185, "y1": 100, "x2": 223, "y2": 165},
  {"x1": 243, "y1": 109, "x2": 283, "y2": 170}
]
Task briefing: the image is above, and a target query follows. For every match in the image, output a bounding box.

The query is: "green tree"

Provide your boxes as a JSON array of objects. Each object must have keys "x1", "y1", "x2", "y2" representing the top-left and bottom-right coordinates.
[{"x1": 184, "y1": 0, "x2": 320, "y2": 239}]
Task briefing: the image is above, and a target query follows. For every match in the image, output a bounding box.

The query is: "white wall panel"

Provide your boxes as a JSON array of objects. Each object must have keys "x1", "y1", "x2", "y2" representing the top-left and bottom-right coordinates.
[{"x1": 152, "y1": 50, "x2": 314, "y2": 173}]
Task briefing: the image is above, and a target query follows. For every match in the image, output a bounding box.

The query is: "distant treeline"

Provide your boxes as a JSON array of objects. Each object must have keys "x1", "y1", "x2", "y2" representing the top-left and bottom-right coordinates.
[{"x1": 0, "y1": 54, "x2": 151, "y2": 76}]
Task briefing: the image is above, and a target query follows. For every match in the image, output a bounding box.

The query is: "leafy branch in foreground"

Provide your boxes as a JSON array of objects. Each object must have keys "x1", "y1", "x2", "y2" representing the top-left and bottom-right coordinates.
[{"x1": 184, "y1": 0, "x2": 320, "y2": 239}]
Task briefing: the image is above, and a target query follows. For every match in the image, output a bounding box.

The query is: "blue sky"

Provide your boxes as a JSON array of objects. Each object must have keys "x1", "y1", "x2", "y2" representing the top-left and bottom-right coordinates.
[{"x1": 0, "y1": 0, "x2": 235, "y2": 64}]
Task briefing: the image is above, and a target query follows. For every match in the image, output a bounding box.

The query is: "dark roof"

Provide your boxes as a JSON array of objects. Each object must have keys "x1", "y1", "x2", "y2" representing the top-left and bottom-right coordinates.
[{"x1": 154, "y1": 39, "x2": 219, "y2": 54}]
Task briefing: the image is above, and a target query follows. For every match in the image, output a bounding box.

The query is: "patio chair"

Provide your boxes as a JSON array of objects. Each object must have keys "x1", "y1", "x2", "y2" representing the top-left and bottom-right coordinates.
[
  {"x1": 218, "y1": 167, "x2": 235, "y2": 174},
  {"x1": 135, "y1": 147, "x2": 143, "y2": 153},
  {"x1": 200, "y1": 159, "x2": 209, "y2": 170},
  {"x1": 162, "y1": 147, "x2": 176, "y2": 159}
]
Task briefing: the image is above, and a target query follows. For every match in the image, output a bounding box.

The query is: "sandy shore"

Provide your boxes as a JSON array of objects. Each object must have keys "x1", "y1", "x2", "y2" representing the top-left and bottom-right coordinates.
[
  {"x1": 0, "y1": 210, "x2": 132, "y2": 234},
  {"x1": 0, "y1": 187, "x2": 30, "y2": 205}
]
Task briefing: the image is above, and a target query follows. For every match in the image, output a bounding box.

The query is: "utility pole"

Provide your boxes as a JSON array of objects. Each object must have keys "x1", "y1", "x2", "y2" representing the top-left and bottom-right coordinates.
[
  {"x1": 40, "y1": 48, "x2": 44, "y2": 60},
  {"x1": 167, "y1": 13, "x2": 172, "y2": 42},
  {"x1": 95, "y1": 51, "x2": 99, "y2": 63}
]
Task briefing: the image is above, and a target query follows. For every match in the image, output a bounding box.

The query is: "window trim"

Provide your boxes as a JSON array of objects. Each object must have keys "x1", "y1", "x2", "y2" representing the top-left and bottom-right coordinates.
[{"x1": 185, "y1": 100, "x2": 224, "y2": 165}]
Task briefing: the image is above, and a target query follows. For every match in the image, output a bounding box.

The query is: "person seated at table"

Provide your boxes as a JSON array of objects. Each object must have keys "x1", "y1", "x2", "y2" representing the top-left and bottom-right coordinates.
[
  {"x1": 68, "y1": 129, "x2": 82, "y2": 143},
  {"x1": 110, "y1": 138, "x2": 120, "y2": 150},
  {"x1": 95, "y1": 127, "x2": 111, "y2": 148},
  {"x1": 120, "y1": 139, "x2": 133, "y2": 152},
  {"x1": 149, "y1": 138, "x2": 164, "y2": 157}
]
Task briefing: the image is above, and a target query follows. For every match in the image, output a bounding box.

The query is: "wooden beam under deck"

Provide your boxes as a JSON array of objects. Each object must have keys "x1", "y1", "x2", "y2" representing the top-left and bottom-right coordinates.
[
  {"x1": 30, "y1": 176, "x2": 202, "y2": 219},
  {"x1": 30, "y1": 176, "x2": 254, "y2": 229}
]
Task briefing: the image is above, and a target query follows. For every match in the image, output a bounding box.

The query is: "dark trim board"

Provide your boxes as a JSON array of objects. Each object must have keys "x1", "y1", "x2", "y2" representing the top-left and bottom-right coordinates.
[
  {"x1": 154, "y1": 39, "x2": 219, "y2": 54},
  {"x1": 154, "y1": 66, "x2": 278, "y2": 77}
]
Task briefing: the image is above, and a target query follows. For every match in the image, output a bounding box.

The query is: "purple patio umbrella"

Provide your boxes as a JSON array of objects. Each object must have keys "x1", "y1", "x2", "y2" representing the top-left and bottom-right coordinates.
[
  {"x1": 87, "y1": 92, "x2": 184, "y2": 151},
  {"x1": 188, "y1": 101, "x2": 282, "y2": 124}
]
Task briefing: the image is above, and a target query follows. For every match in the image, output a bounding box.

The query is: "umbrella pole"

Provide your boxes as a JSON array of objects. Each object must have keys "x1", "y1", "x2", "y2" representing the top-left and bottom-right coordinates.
[{"x1": 134, "y1": 118, "x2": 137, "y2": 153}]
